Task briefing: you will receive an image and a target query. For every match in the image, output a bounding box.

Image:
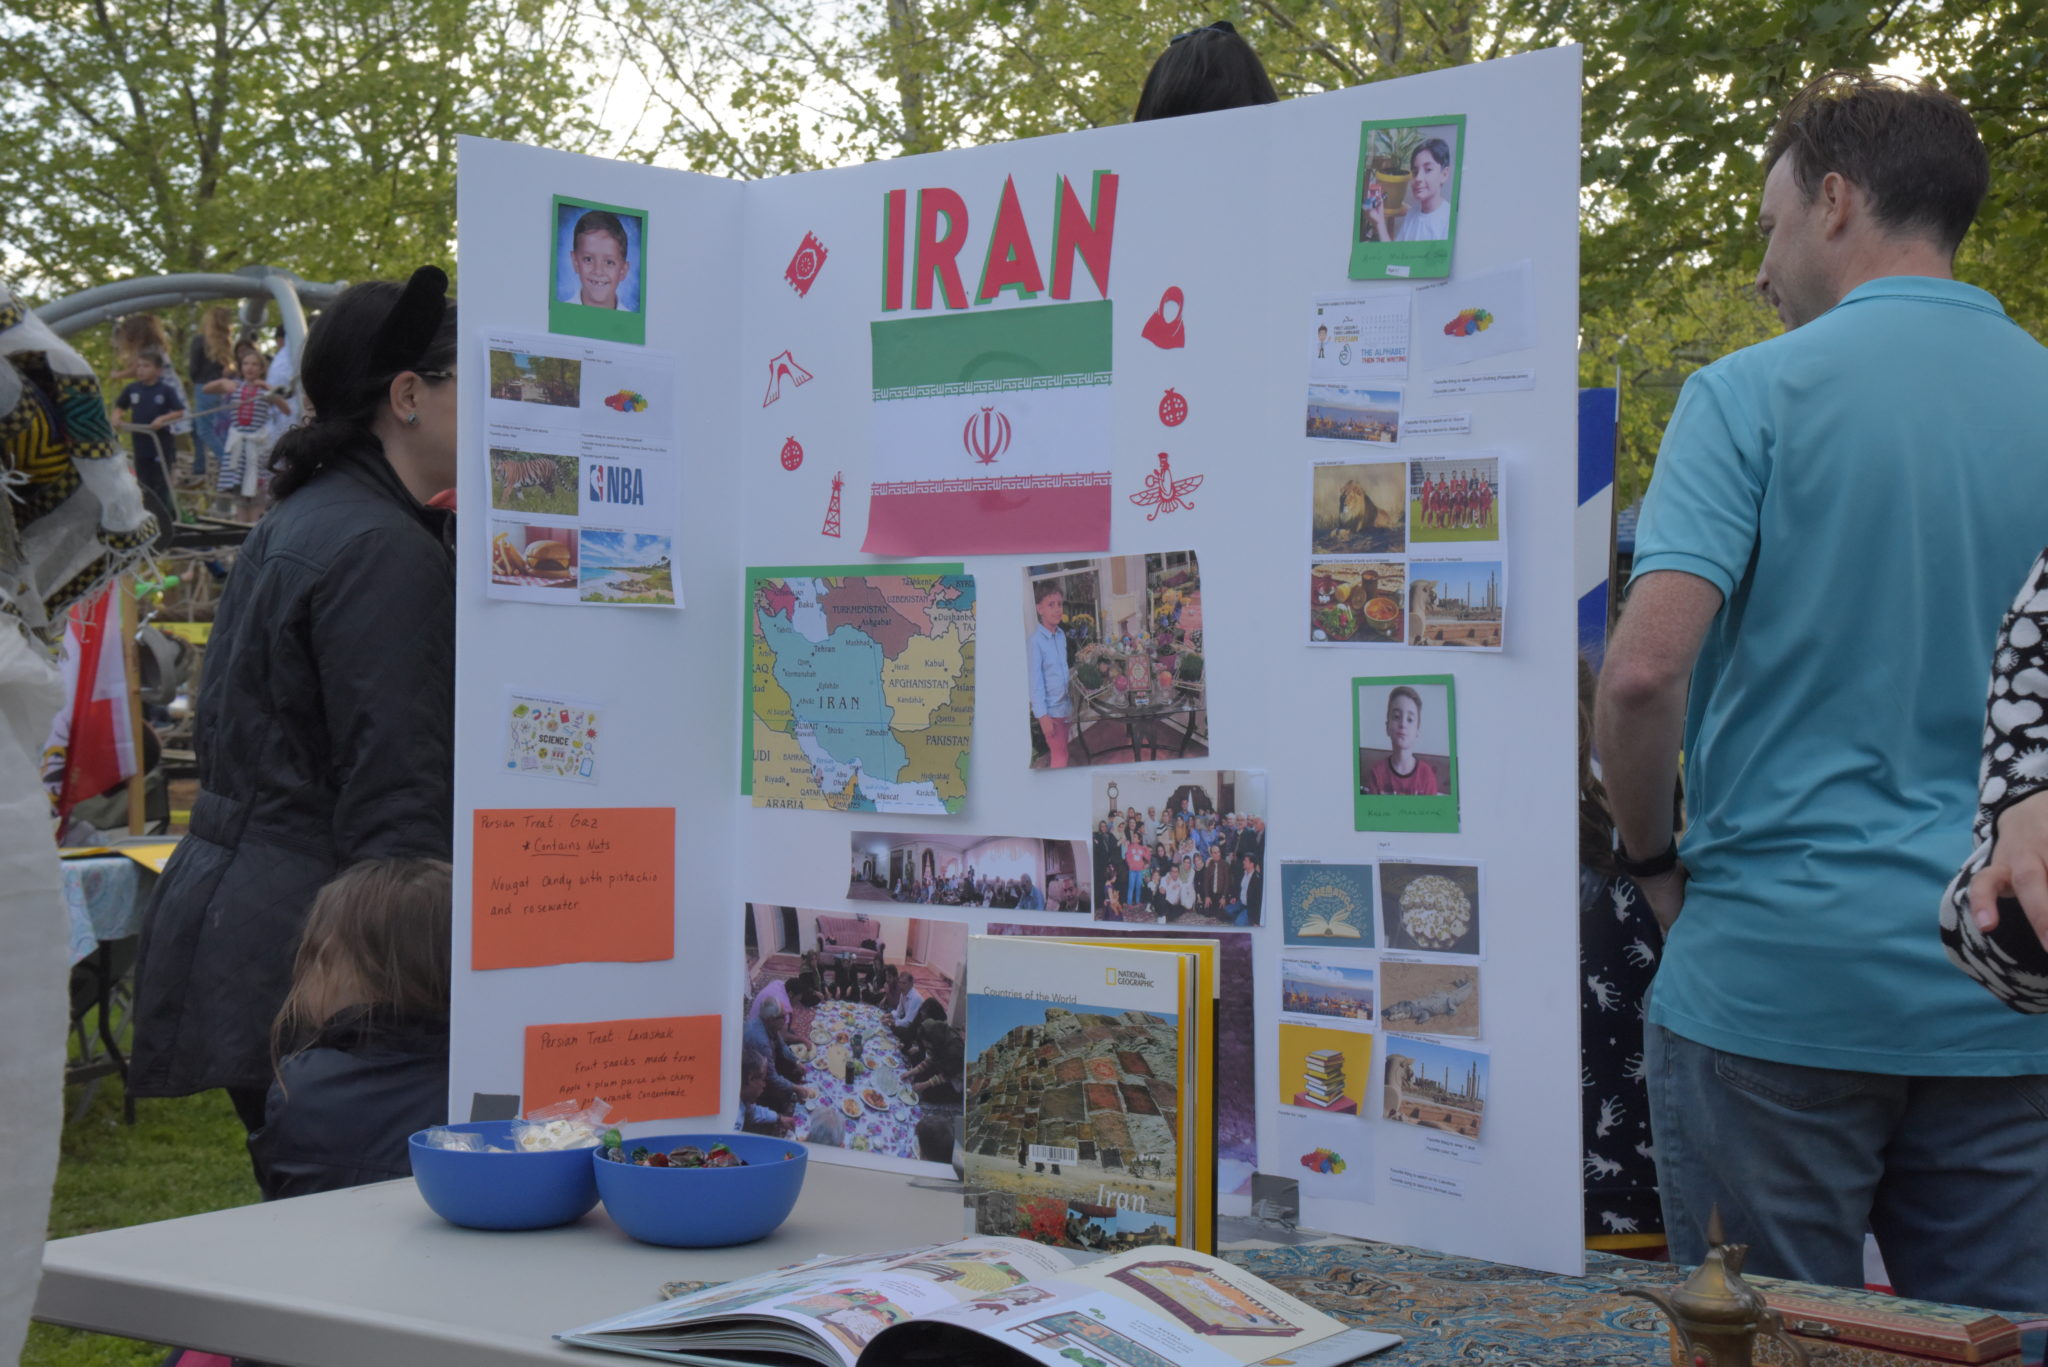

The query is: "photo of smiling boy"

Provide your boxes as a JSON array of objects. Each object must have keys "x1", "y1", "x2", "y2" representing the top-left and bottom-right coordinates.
[
  {"x1": 549, "y1": 195, "x2": 648, "y2": 344},
  {"x1": 565, "y1": 211, "x2": 631, "y2": 309}
]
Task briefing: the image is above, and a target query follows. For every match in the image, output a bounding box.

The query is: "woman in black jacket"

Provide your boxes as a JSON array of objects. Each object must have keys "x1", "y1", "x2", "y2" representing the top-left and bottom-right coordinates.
[{"x1": 131, "y1": 269, "x2": 458, "y2": 1134}]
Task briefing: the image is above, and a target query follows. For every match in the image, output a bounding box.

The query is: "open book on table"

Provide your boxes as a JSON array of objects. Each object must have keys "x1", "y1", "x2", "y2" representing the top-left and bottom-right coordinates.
[{"x1": 558, "y1": 1235, "x2": 1401, "y2": 1366}]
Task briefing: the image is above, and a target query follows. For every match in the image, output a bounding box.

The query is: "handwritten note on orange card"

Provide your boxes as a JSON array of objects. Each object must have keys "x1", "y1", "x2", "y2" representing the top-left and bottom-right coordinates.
[
  {"x1": 472, "y1": 807, "x2": 675, "y2": 970},
  {"x1": 524, "y1": 1015, "x2": 720, "y2": 1122}
]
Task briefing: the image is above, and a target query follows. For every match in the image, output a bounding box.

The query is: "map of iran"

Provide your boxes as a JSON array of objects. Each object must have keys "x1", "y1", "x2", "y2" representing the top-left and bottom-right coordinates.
[{"x1": 746, "y1": 566, "x2": 976, "y2": 814}]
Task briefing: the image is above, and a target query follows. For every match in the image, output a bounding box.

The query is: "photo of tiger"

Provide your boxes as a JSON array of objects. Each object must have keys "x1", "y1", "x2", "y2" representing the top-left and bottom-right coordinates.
[{"x1": 488, "y1": 449, "x2": 579, "y2": 516}]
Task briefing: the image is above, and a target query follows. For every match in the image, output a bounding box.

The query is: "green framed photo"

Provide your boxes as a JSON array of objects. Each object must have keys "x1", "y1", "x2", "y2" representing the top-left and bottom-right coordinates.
[
  {"x1": 549, "y1": 195, "x2": 648, "y2": 345},
  {"x1": 1348, "y1": 115, "x2": 1466, "y2": 282},
  {"x1": 1352, "y1": 674, "x2": 1459, "y2": 833}
]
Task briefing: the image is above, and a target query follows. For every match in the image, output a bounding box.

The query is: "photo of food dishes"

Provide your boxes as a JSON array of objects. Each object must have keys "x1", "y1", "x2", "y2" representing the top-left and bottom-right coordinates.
[
  {"x1": 1310, "y1": 562, "x2": 1404, "y2": 645},
  {"x1": 489, "y1": 522, "x2": 579, "y2": 594},
  {"x1": 1377, "y1": 860, "x2": 1482, "y2": 956}
]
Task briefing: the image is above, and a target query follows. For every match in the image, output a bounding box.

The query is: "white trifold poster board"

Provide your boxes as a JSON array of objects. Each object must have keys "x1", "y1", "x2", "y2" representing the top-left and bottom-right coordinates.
[{"x1": 454, "y1": 44, "x2": 1585, "y2": 1274}]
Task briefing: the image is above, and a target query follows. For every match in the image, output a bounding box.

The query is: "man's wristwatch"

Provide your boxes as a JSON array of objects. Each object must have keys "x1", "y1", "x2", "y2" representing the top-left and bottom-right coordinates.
[{"x1": 1615, "y1": 838, "x2": 1679, "y2": 880}]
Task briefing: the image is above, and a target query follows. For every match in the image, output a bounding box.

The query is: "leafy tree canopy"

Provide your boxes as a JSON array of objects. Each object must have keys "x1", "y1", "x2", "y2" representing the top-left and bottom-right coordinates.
[{"x1": 9, "y1": 0, "x2": 2041, "y2": 494}]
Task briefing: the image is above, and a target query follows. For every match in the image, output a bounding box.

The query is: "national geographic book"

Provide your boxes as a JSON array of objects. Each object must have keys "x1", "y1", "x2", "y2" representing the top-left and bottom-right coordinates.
[{"x1": 963, "y1": 934, "x2": 1216, "y2": 1255}]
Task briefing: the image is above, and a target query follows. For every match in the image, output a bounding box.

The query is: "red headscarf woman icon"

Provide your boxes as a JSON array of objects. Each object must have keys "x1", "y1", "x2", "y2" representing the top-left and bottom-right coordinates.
[{"x1": 1141, "y1": 286, "x2": 1186, "y2": 349}]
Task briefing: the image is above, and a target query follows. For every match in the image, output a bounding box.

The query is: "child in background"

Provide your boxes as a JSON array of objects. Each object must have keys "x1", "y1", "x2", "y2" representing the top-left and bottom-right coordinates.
[
  {"x1": 204, "y1": 345, "x2": 285, "y2": 518},
  {"x1": 565, "y1": 211, "x2": 632, "y2": 310},
  {"x1": 113, "y1": 348, "x2": 184, "y2": 520},
  {"x1": 248, "y1": 858, "x2": 452, "y2": 1200}
]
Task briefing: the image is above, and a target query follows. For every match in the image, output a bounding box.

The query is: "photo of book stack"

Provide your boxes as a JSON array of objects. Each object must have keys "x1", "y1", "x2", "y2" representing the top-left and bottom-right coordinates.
[{"x1": 1301, "y1": 1048, "x2": 1348, "y2": 1109}]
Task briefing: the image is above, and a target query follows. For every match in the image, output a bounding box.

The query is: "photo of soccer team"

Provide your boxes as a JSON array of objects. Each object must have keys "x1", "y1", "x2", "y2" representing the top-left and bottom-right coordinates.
[{"x1": 1410, "y1": 456, "x2": 1498, "y2": 543}]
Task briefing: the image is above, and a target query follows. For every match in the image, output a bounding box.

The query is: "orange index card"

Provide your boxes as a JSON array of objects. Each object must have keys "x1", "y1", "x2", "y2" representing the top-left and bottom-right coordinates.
[
  {"x1": 524, "y1": 1015, "x2": 720, "y2": 1123},
  {"x1": 472, "y1": 807, "x2": 675, "y2": 970}
]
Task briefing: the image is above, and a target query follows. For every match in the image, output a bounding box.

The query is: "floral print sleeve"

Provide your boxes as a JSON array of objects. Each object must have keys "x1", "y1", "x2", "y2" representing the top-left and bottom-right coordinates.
[{"x1": 1941, "y1": 548, "x2": 2048, "y2": 1013}]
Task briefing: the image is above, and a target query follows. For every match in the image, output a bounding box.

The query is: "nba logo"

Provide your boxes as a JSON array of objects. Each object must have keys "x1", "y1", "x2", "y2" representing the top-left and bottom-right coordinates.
[{"x1": 588, "y1": 464, "x2": 605, "y2": 501}]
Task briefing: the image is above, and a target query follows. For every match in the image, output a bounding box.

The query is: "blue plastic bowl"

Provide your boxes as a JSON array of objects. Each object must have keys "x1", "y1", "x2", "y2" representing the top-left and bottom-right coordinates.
[
  {"x1": 408, "y1": 1120, "x2": 601, "y2": 1231},
  {"x1": 592, "y1": 1132, "x2": 809, "y2": 1247}
]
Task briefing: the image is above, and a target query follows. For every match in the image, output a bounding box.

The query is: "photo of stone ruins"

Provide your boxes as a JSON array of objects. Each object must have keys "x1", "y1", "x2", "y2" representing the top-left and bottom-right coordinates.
[{"x1": 966, "y1": 1006, "x2": 1182, "y2": 1250}]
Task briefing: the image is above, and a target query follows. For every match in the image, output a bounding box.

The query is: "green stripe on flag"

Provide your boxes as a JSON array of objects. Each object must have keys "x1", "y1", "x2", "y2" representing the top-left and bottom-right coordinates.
[{"x1": 872, "y1": 300, "x2": 1112, "y2": 392}]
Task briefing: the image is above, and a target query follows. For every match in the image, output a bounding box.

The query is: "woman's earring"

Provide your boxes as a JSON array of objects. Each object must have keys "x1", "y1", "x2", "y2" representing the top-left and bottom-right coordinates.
[{"x1": 405, "y1": 413, "x2": 420, "y2": 426}]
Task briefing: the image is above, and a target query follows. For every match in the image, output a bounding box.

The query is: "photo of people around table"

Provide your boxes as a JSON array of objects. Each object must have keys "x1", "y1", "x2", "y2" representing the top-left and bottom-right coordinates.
[
  {"x1": 740, "y1": 905, "x2": 967, "y2": 1164},
  {"x1": 1023, "y1": 551, "x2": 1207, "y2": 770},
  {"x1": 847, "y1": 831, "x2": 1090, "y2": 913},
  {"x1": 1089, "y1": 768, "x2": 1268, "y2": 927}
]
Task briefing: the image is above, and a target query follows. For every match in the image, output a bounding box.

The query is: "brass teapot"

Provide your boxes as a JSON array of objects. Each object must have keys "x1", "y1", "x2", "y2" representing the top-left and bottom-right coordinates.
[{"x1": 1625, "y1": 1210, "x2": 1810, "y2": 1367}]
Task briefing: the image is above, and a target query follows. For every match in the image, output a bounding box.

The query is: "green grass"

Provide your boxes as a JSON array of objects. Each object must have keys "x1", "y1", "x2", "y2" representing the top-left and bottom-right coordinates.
[{"x1": 24, "y1": 1075, "x2": 259, "y2": 1367}]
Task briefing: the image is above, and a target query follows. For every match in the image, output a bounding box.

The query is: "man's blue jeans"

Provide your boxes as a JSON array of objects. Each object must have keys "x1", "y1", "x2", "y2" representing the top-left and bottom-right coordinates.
[{"x1": 1646, "y1": 1022, "x2": 2048, "y2": 1311}]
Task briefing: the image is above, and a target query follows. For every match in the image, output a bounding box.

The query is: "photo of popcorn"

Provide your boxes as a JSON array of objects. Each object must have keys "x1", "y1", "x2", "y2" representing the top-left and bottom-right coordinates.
[{"x1": 1377, "y1": 860, "x2": 1481, "y2": 956}]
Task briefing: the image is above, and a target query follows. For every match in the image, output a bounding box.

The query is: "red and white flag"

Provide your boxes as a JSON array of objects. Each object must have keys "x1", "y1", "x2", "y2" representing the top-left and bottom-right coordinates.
[{"x1": 44, "y1": 588, "x2": 137, "y2": 818}]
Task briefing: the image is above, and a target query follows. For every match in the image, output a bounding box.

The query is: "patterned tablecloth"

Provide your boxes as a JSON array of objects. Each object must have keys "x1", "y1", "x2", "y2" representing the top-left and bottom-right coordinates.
[
  {"x1": 1219, "y1": 1241, "x2": 2047, "y2": 1367},
  {"x1": 800, "y1": 1000, "x2": 925, "y2": 1160},
  {"x1": 659, "y1": 1235, "x2": 2044, "y2": 1365},
  {"x1": 62, "y1": 855, "x2": 147, "y2": 966}
]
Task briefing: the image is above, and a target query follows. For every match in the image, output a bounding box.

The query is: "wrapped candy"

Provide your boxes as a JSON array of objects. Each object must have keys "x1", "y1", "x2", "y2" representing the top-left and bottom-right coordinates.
[{"x1": 512, "y1": 1097, "x2": 613, "y2": 1152}]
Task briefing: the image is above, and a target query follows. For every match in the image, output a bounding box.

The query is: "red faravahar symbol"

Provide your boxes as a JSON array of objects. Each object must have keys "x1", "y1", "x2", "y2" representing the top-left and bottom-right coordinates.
[
  {"x1": 1159, "y1": 388, "x2": 1188, "y2": 427},
  {"x1": 963, "y1": 406, "x2": 1013, "y2": 465},
  {"x1": 783, "y1": 232, "x2": 829, "y2": 297},
  {"x1": 1129, "y1": 451, "x2": 1204, "y2": 520},
  {"x1": 780, "y1": 436, "x2": 804, "y2": 471},
  {"x1": 762, "y1": 350, "x2": 814, "y2": 407}
]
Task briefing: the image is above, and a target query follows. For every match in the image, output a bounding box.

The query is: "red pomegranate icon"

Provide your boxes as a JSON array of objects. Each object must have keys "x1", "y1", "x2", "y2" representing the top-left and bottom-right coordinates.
[
  {"x1": 780, "y1": 437, "x2": 804, "y2": 471},
  {"x1": 1159, "y1": 388, "x2": 1188, "y2": 428}
]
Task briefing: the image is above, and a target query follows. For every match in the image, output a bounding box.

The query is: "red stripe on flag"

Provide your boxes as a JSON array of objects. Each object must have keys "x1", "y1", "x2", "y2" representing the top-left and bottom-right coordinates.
[
  {"x1": 56, "y1": 588, "x2": 133, "y2": 818},
  {"x1": 861, "y1": 481, "x2": 1111, "y2": 555}
]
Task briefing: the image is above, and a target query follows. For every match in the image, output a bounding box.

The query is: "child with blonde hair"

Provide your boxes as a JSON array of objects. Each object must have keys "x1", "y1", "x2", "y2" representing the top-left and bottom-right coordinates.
[{"x1": 249, "y1": 858, "x2": 451, "y2": 1199}]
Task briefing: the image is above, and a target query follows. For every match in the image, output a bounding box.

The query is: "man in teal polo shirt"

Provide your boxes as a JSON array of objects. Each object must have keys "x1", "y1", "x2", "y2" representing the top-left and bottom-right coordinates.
[{"x1": 1597, "y1": 72, "x2": 2048, "y2": 1309}]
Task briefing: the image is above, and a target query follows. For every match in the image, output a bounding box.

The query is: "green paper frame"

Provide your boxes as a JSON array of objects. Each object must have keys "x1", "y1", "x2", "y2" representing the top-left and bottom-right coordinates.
[
  {"x1": 1347, "y1": 115, "x2": 1467, "y2": 282},
  {"x1": 549, "y1": 194, "x2": 649, "y2": 345},
  {"x1": 1352, "y1": 673, "x2": 1460, "y2": 833}
]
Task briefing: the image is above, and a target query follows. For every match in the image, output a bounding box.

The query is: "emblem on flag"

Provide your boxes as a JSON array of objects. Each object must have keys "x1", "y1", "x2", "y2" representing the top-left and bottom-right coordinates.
[{"x1": 963, "y1": 407, "x2": 1012, "y2": 465}]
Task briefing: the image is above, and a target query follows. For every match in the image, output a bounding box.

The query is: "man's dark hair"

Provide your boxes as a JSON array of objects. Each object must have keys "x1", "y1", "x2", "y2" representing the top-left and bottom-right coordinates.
[
  {"x1": 1764, "y1": 71, "x2": 1987, "y2": 252},
  {"x1": 1133, "y1": 21, "x2": 1279, "y2": 122},
  {"x1": 1411, "y1": 138, "x2": 1453, "y2": 172}
]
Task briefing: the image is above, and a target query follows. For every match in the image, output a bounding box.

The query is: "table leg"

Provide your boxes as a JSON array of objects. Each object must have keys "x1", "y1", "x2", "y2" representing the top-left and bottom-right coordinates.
[{"x1": 92, "y1": 943, "x2": 135, "y2": 1123}]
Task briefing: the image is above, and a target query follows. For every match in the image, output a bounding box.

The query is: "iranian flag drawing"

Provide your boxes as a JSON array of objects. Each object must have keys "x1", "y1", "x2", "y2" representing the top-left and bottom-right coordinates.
[{"x1": 863, "y1": 172, "x2": 1118, "y2": 555}]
